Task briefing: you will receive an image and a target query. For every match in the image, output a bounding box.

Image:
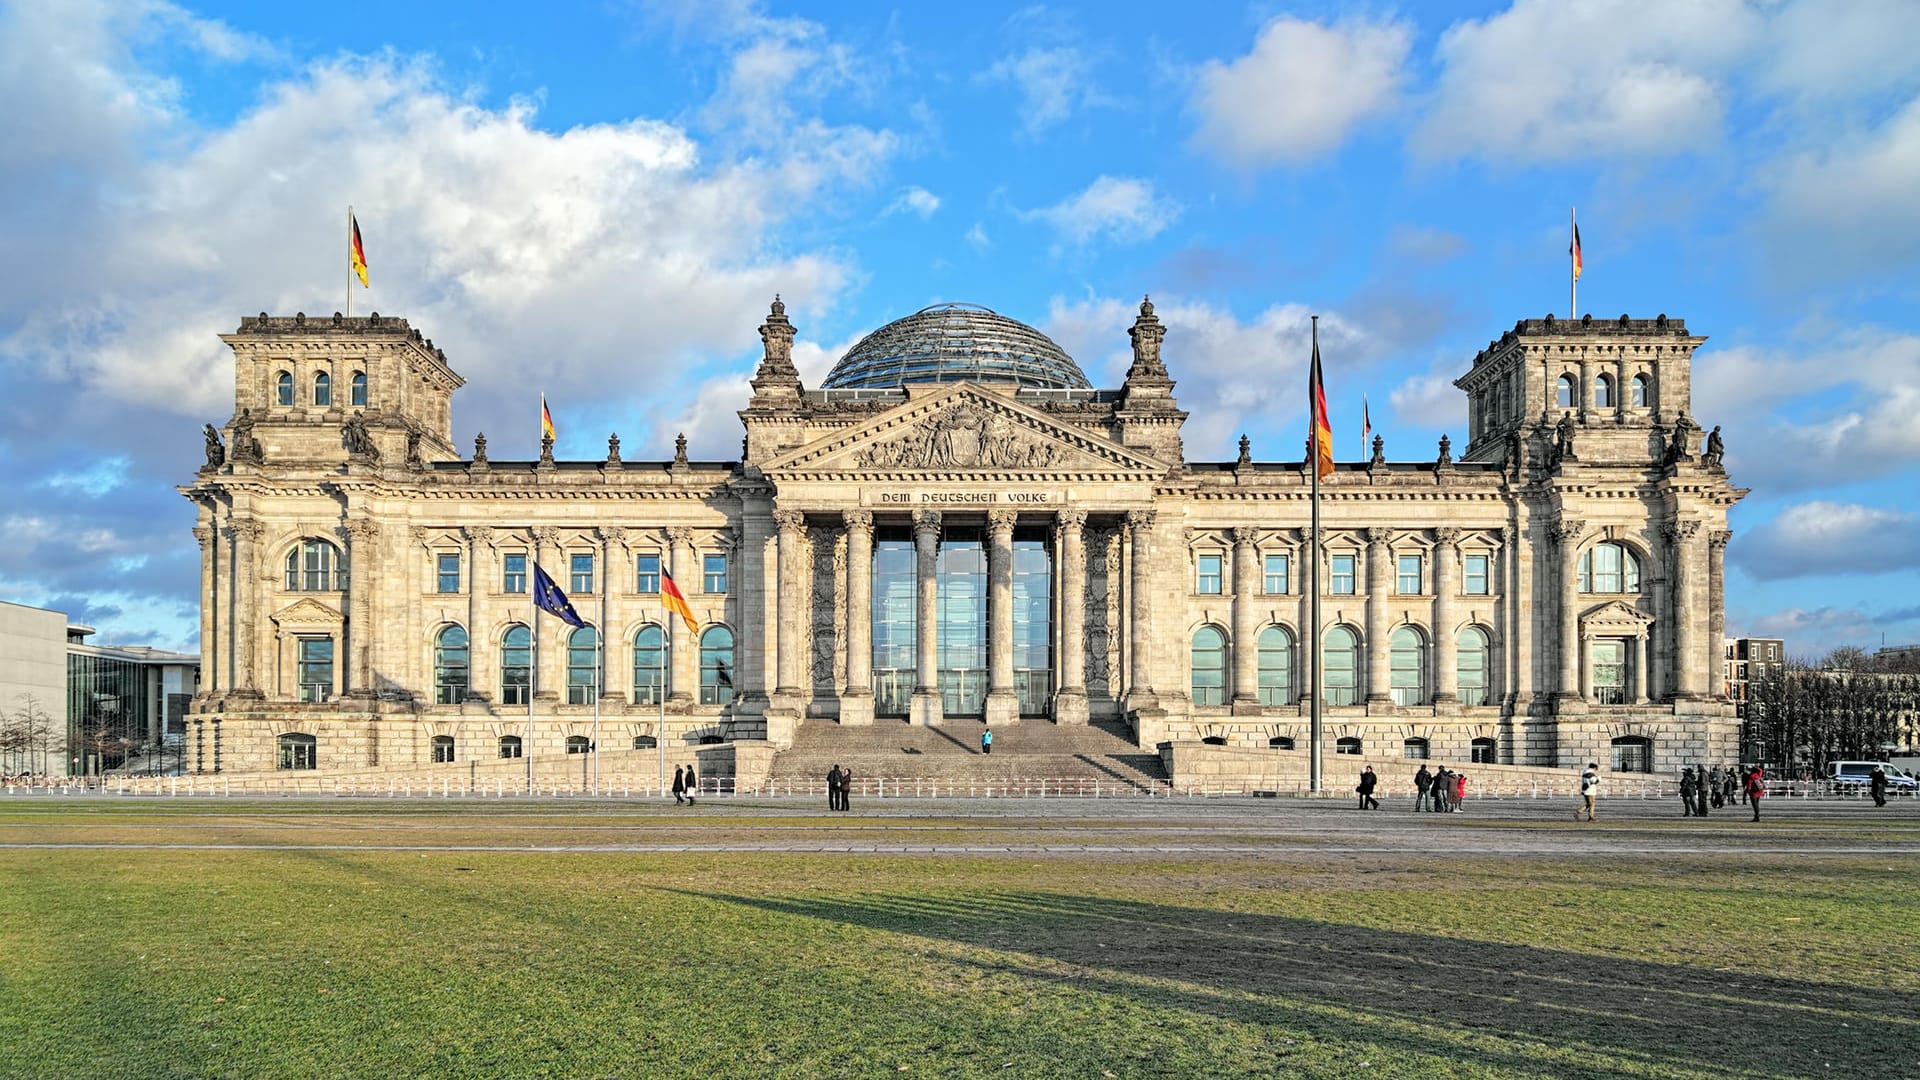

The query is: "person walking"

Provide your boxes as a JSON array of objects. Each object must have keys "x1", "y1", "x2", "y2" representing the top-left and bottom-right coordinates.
[
  {"x1": 981, "y1": 727, "x2": 993, "y2": 755},
  {"x1": 1576, "y1": 762, "x2": 1600, "y2": 821},
  {"x1": 826, "y1": 764, "x2": 843, "y2": 811},
  {"x1": 1870, "y1": 765, "x2": 1888, "y2": 808},
  {"x1": 1413, "y1": 764, "x2": 1432, "y2": 811},
  {"x1": 1357, "y1": 766, "x2": 1380, "y2": 810},
  {"x1": 671, "y1": 764, "x2": 686, "y2": 806},
  {"x1": 1695, "y1": 765, "x2": 1711, "y2": 817},
  {"x1": 839, "y1": 765, "x2": 853, "y2": 811},
  {"x1": 1452, "y1": 770, "x2": 1467, "y2": 813},
  {"x1": 1707, "y1": 766, "x2": 1725, "y2": 810},
  {"x1": 1723, "y1": 767, "x2": 1739, "y2": 805},
  {"x1": 1680, "y1": 767, "x2": 1698, "y2": 817},
  {"x1": 684, "y1": 764, "x2": 699, "y2": 806},
  {"x1": 1744, "y1": 764, "x2": 1765, "y2": 821}
]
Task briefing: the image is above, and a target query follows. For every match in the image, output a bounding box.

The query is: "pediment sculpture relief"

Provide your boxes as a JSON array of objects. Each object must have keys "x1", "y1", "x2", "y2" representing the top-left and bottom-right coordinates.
[{"x1": 854, "y1": 402, "x2": 1065, "y2": 470}]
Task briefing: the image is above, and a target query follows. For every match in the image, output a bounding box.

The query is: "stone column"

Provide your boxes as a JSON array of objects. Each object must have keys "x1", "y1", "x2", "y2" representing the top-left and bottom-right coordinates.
[
  {"x1": 1054, "y1": 509, "x2": 1089, "y2": 725},
  {"x1": 193, "y1": 523, "x2": 217, "y2": 694},
  {"x1": 1297, "y1": 529, "x2": 1315, "y2": 713},
  {"x1": 1124, "y1": 510, "x2": 1158, "y2": 711},
  {"x1": 463, "y1": 526, "x2": 493, "y2": 705},
  {"x1": 772, "y1": 509, "x2": 806, "y2": 701},
  {"x1": 1634, "y1": 632, "x2": 1650, "y2": 704},
  {"x1": 1364, "y1": 527, "x2": 1392, "y2": 707},
  {"x1": 1668, "y1": 520, "x2": 1702, "y2": 699},
  {"x1": 1432, "y1": 527, "x2": 1459, "y2": 707},
  {"x1": 985, "y1": 509, "x2": 1019, "y2": 726},
  {"x1": 1230, "y1": 526, "x2": 1261, "y2": 712},
  {"x1": 228, "y1": 518, "x2": 263, "y2": 695},
  {"x1": 597, "y1": 526, "x2": 625, "y2": 704},
  {"x1": 1708, "y1": 529, "x2": 1730, "y2": 702},
  {"x1": 533, "y1": 526, "x2": 561, "y2": 702},
  {"x1": 911, "y1": 510, "x2": 942, "y2": 726},
  {"x1": 1551, "y1": 518, "x2": 1586, "y2": 709},
  {"x1": 1578, "y1": 353, "x2": 1594, "y2": 422},
  {"x1": 1614, "y1": 353, "x2": 1629, "y2": 422},
  {"x1": 666, "y1": 527, "x2": 695, "y2": 706},
  {"x1": 1505, "y1": 521, "x2": 1534, "y2": 712},
  {"x1": 840, "y1": 510, "x2": 875, "y2": 725}
]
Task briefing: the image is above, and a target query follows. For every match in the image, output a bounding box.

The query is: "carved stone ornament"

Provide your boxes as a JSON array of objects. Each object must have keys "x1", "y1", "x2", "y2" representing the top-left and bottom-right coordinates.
[
  {"x1": 1549, "y1": 518, "x2": 1586, "y2": 545},
  {"x1": 192, "y1": 524, "x2": 213, "y2": 550},
  {"x1": 854, "y1": 401, "x2": 1065, "y2": 470},
  {"x1": 673, "y1": 432, "x2": 689, "y2": 466},
  {"x1": 202, "y1": 424, "x2": 225, "y2": 469},
  {"x1": 1232, "y1": 525, "x2": 1260, "y2": 547},
  {"x1": 1236, "y1": 434, "x2": 1252, "y2": 467},
  {"x1": 226, "y1": 518, "x2": 265, "y2": 543},
  {"x1": 1709, "y1": 529, "x2": 1732, "y2": 550},
  {"x1": 472, "y1": 432, "x2": 488, "y2": 464},
  {"x1": 596, "y1": 526, "x2": 627, "y2": 548},
  {"x1": 1364, "y1": 527, "x2": 1393, "y2": 544},
  {"x1": 606, "y1": 434, "x2": 622, "y2": 465},
  {"x1": 410, "y1": 526, "x2": 431, "y2": 547},
  {"x1": 1124, "y1": 509, "x2": 1155, "y2": 533},
  {"x1": 842, "y1": 508, "x2": 874, "y2": 535},
  {"x1": 1368, "y1": 434, "x2": 1386, "y2": 466},
  {"x1": 462, "y1": 525, "x2": 493, "y2": 547},
  {"x1": 1055, "y1": 508, "x2": 1089, "y2": 532},
  {"x1": 1665, "y1": 520, "x2": 1702, "y2": 543},
  {"x1": 344, "y1": 518, "x2": 380, "y2": 543},
  {"x1": 1431, "y1": 526, "x2": 1460, "y2": 546},
  {"x1": 665, "y1": 526, "x2": 694, "y2": 547},
  {"x1": 532, "y1": 526, "x2": 562, "y2": 547},
  {"x1": 772, "y1": 508, "x2": 806, "y2": 533},
  {"x1": 1437, "y1": 433, "x2": 1453, "y2": 466},
  {"x1": 987, "y1": 509, "x2": 1017, "y2": 537},
  {"x1": 912, "y1": 509, "x2": 942, "y2": 539}
]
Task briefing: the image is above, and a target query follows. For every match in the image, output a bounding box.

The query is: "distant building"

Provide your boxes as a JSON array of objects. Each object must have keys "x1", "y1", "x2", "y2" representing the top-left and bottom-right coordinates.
[
  {"x1": 1724, "y1": 637, "x2": 1786, "y2": 719},
  {"x1": 0, "y1": 600, "x2": 69, "y2": 774},
  {"x1": 66, "y1": 626, "x2": 201, "y2": 776}
]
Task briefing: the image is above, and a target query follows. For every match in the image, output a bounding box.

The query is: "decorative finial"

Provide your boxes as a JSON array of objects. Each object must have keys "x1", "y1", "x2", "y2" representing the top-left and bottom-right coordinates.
[
  {"x1": 1369, "y1": 433, "x2": 1385, "y2": 466},
  {"x1": 1437, "y1": 433, "x2": 1452, "y2": 466},
  {"x1": 1236, "y1": 433, "x2": 1252, "y2": 467},
  {"x1": 674, "y1": 431, "x2": 690, "y2": 466},
  {"x1": 607, "y1": 433, "x2": 622, "y2": 465},
  {"x1": 472, "y1": 432, "x2": 488, "y2": 465},
  {"x1": 1140, "y1": 294, "x2": 1154, "y2": 317}
]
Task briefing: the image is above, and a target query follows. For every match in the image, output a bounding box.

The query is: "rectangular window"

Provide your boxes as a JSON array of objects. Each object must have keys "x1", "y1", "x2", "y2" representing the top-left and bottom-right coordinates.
[
  {"x1": 1330, "y1": 554, "x2": 1355, "y2": 595},
  {"x1": 570, "y1": 553, "x2": 594, "y2": 595},
  {"x1": 1397, "y1": 555, "x2": 1422, "y2": 595},
  {"x1": 635, "y1": 552, "x2": 660, "y2": 594},
  {"x1": 1464, "y1": 554, "x2": 1489, "y2": 595},
  {"x1": 1263, "y1": 554, "x2": 1288, "y2": 595},
  {"x1": 503, "y1": 553, "x2": 527, "y2": 594},
  {"x1": 1196, "y1": 553, "x2": 1222, "y2": 594},
  {"x1": 436, "y1": 553, "x2": 460, "y2": 594},
  {"x1": 703, "y1": 553, "x2": 728, "y2": 594},
  {"x1": 297, "y1": 637, "x2": 333, "y2": 703},
  {"x1": 1592, "y1": 639, "x2": 1628, "y2": 705}
]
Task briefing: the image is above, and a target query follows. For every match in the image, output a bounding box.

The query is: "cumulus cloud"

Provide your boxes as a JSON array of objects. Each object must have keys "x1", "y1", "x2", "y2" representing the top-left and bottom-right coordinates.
[
  {"x1": 884, "y1": 185, "x2": 940, "y2": 219},
  {"x1": 1730, "y1": 603, "x2": 1920, "y2": 659},
  {"x1": 1191, "y1": 15, "x2": 1411, "y2": 167},
  {"x1": 1388, "y1": 371, "x2": 1467, "y2": 433},
  {"x1": 1759, "y1": 94, "x2": 1920, "y2": 282},
  {"x1": 981, "y1": 45, "x2": 1109, "y2": 137},
  {"x1": 1021, "y1": 176, "x2": 1180, "y2": 247},
  {"x1": 1413, "y1": 0, "x2": 1756, "y2": 162},
  {"x1": 1730, "y1": 502, "x2": 1920, "y2": 581}
]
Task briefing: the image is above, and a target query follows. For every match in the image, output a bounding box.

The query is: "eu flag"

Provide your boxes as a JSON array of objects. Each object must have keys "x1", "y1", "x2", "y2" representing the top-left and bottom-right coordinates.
[{"x1": 532, "y1": 563, "x2": 586, "y2": 628}]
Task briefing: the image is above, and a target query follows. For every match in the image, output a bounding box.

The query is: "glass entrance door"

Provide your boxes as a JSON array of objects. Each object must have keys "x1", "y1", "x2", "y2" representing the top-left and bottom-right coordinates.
[{"x1": 937, "y1": 526, "x2": 986, "y2": 716}]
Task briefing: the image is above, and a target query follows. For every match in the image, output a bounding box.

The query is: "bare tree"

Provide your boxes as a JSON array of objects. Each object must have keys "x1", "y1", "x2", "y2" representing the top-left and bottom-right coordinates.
[{"x1": 8, "y1": 695, "x2": 61, "y2": 776}]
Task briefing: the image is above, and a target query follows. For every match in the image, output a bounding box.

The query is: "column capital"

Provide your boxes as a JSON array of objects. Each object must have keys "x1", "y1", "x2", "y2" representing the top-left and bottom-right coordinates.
[
  {"x1": 225, "y1": 517, "x2": 265, "y2": 543},
  {"x1": 1664, "y1": 519, "x2": 1701, "y2": 544},
  {"x1": 1363, "y1": 526, "x2": 1394, "y2": 545},
  {"x1": 1055, "y1": 507, "x2": 1088, "y2": 532},
  {"x1": 664, "y1": 525, "x2": 694, "y2": 547},
  {"x1": 771, "y1": 508, "x2": 806, "y2": 534},
  {"x1": 594, "y1": 525, "x2": 626, "y2": 547},
  {"x1": 1431, "y1": 526, "x2": 1460, "y2": 546},
  {"x1": 912, "y1": 509, "x2": 942, "y2": 541},
  {"x1": 843, "y1": 508, "x2": 874, "y2": 536},
  {"x1": 532, "y1": 525, "x2": 562, "y2": 547},
  {"x1": 462, "y1": 524, "x2": 494, "y2": 547},
  {"x1": 1231, "y1": 525, "x2": 1261, "y2": 548},
  {"x1": 1549, "y1": 518, "x2": 1586, "y2": 546},
  {"x1": 1124, "y1": 509, "x2": 1155, "y2": 533},
  {"x1": 1708, "y1": 528, "x2": 1731, "y2": 550},
  {"x1": 986, "y1": 508, "x2": 1018, "y2": 539},
  {"x1": 192, "y1": 524, "x2": 214, "y2": 549}
]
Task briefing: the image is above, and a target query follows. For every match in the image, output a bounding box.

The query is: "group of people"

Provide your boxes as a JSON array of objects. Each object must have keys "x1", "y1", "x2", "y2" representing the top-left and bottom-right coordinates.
[
  {"x1": 1353, "y1": 764, "x2": 1468, "y2": 811},
  {"x1": 1677, "y1": 764, "x2": 1769, "y2": 821},
  {"x1": 670, "y1": 764, "x2": 699, "y2": 805},
  {"x1": 824, "y1": 764, "x2": 855, "y2": 811}
]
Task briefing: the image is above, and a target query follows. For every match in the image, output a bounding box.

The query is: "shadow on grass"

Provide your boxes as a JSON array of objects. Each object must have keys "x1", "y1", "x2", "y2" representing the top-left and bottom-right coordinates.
[{"x1": 686, "y1": 887, "x2": 1918, "y2": 1079}]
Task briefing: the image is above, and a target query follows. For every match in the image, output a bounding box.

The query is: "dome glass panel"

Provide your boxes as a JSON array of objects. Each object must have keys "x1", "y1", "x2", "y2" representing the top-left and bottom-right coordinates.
[{"x1": 820, "y1": 303, "x2": 1091, "y2": 390}]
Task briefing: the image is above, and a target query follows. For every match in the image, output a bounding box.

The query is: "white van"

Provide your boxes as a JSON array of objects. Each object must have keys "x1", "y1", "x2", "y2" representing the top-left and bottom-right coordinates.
[{"x1": 1827, "y1": 761, "x2": 1918, "y2": 792}]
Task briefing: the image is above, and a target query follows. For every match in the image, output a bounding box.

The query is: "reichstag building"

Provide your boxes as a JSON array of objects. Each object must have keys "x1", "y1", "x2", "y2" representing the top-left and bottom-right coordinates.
[{"x1": 182, "y1": 298, "x2": 1743, "y2": 774}]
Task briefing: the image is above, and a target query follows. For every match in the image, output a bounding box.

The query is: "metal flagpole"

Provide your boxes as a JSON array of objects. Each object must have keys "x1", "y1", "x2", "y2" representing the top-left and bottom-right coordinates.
[
  {"x1": 346, "y1": 205, "x2": 353, "y2": 318},
  {"x1": 1309, "y1": 316, "x2": 1324, "y2": 795},
  {"x1": 1570, "y1": 206, "x2": 1577, "y2": 320},
  {"x1": 591, "y1": 629, "x2": 602, "y2": 794},
  {"x1": 657, "y1": 649, "x2": 666, "y2": 798},
  {"x1": 526, "y1": 575, "x2": 535, "y2": 795}
]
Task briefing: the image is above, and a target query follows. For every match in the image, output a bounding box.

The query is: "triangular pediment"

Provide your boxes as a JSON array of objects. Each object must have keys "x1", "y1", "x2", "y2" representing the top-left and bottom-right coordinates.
[
  {"x1": 271, "y1": 597, "x2": 345, "y2": 629},
  {"x1": 1580, "y1": 599, "x2": 1654, "y2": 634},
  {"x1": 765, "y1": 384, "x2": 1170, "y2": 479}
]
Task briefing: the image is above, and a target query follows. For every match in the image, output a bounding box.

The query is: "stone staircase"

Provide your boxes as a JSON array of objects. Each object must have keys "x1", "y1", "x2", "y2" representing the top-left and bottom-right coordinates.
[{"x1": 767, "y1": 717, "x2": 1168, "y2": 793}]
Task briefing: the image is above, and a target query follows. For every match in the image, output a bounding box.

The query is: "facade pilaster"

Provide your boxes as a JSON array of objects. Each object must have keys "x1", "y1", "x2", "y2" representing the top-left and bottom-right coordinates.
[
  {"x1": 772, "y1": 509, "x2": 806, "y2": 701},
  {"x1": 1432, "y1": 527, "x2": 1459, "y2": 707},
  {"x1": 1708, "y1": 529, "x2": 1730, "y2": 702},
  {"x1": 343, "y1": 518, "x2": 382, "y2": 698},
  {"x1": 911, "y1": 510, "x2": 942, "y2": 725},
  {"x1": 1552, "y1": 518, "x2": 1586, "y2": 710},
  {"x1": 532, "y1": 526, "x2": 561, "y2": 702},
  {"x1": 463, "y1": 526, "x2": 494, "y2": 705},
  {"x1": 1578, "y1": 353, "x2": 1594, "y2": 422},
  {"x1": 1123, "y1": 509, "x2": 1158, "y2": 712},
  {"x1": 1229, "y1": 526, "x2": 1260, "y2": 712},
  {"x1": 985, "y1": 509, "x2": 1019, "y2": 726},
  {"x1": 666, "y1": 527, "x2": 696, "y2": 705},
  {"x1": 1053, "y1": 509, "x2": 1089, "y2": 725},
  {"x1": 840, "y1": 510, "x2": 875, "y2": 725},
  {"x1": 193, "y1": 522, "x2": 217, "y2": 695},
  {"x1": 227, "y1": 518, "x2": 263, "y2": 695},
  {"x1": 1364, "y1": 527, "x2": 1392, "y2": 707},
  {"x1": 596, "y1": 526, "x2": 625, "y2": 705},
  {"x1": 1667, "y1": 520, "x2": 1702, "y2": 699}
]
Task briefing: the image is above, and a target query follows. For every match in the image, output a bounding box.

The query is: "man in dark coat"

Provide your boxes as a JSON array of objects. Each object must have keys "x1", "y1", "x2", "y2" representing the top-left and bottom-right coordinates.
[
  {"x1": 671, "y1": 765, "x2": 685, "y2": 805},
  {"x1": 839, "y1": 765, "x2": 853, "y2": 811},
  {"x1": 1870, "y1": 765, "x2": 1889, "y2": 808},
  {"x1": 1680, "y1": 767, "x2": 1698, "y2": 817},
  {"x1": 1413, "y1": 764, "x2": 1432, "y2": 811},
  {"x1": 826, "y1": 765, "x2": 843, "y2": 811},
  {"x1": 1357, "y1": 766, "x2": 1380, "y2": 810}
]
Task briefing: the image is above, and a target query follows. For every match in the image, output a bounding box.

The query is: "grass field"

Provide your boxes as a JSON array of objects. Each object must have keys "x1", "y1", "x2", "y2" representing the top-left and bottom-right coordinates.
[{"x1": 1, "y1": 798, "x2": 1915, "y2": 1079}]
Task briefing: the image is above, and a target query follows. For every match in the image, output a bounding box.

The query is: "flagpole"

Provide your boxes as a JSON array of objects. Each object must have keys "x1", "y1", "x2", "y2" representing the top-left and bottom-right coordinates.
[
  {"x1": 346, "y1": 205, "x2": 353, "y2": 318},
  {"x1": 657, "y1": 645, "x2": 666, "y2": 799},
  {"x1": 526, "y1": 574, "x2": 535, "y2": 795},
  {"x1": 592, "y1": 628, "x2": 602, "y2": 795},
  {"x1": 1309, "y1": 316, "x2": 1324, "y2": 795},
  {"x1": 1570, "y1": 206, "x2": 1577, "y2": 320}
]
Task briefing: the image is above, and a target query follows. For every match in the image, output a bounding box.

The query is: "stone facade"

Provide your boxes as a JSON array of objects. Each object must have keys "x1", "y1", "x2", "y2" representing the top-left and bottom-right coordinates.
[{"x1": 181, "y1": 302, "x2": 1745, "y2": 776}]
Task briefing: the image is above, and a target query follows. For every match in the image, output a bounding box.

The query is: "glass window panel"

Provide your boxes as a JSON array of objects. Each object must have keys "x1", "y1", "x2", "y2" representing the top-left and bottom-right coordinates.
[
  {"x1": 1592, "y1": 638, "x2": 1628, "y2": 705},
  {"x1": 351, "y1": 372, "x2": 367, "y2": 406},
  {"x1": 1457, "y1": 627, "x2": 1489, "y2": 707},
  {"x1": 1464, "y1": 554, "x2": 1489, "y2": 595},
  {"x1": 871, "y1": 532, "x2": 915, "y2": 716},
  {"x1": 567, "y1": 626, "x2": 598, "y2": 704},
  {"x1": 431, "y1": 735, "x2": 456, "y2": 764},
  {"x1": 434, "y1": 626, "x2": 469, "y2": 705},
  {"x1": 571, "y1": 553, "x2": 594, "y2": 595},
  {"x1": 500, "y1": 625, "x2": 530, "y2": 706},
  {"x1": 937, "y1": 528, "x2": 986, "y2": 716},
  {"x1": 498, "y1": 735, "x2": 522, "y2": 759},
  {"x1": 704, "y1": 554, "x2": 728, "y2": 594},
  {"x1": 1471, "y1": 738, "x2": 1497, "y2": 764},
  {"x1": 700, "y1": 626, "x2": 735, "y2": 705},
  {"x1": 1397, "y1": 555, "x2": 1422, "y2": 595},
  {"x1": 632, "y1": 625, "x2": 665, "y2": 705},
  {"x1": 636, "y1": 553, "x2": 660, "y2": 594},
  {"x1": 313, "y1": 372, "x2": 331, "y2": 406},
  {"x1": 1390, "y1": 627, "x2": 1425, "y2": 706},
  {"x1": 1264, "y1": 554, "x2": 1288, "y2": 595},
  {"x1": 276, "y1": 371, "x2": 293, "y2": 406},
  {"x1": 1257, "y1": 626, "x2": 1293, "y2": 706},
  {"x1": 503, "y1": 553, "x2": 527, "y2": 593},
  {"x1": 1011, "y1": 536, "x2": 1051, "y2": 716},
  {"x1": 1190, "y1": 627, "x2": 1226, "y2": 706},
  {"x1": 1324, "y1": 627, "x2": 1358, "y2": 705},
  {"x1": 1196, "y1": 553, "x2": 1222, "y2": 594},
  {"x1": 437, "y1": 553, "x2": 460, "y2": 594},
  {"x1": 297, "y1": 638, "x2": 333, "y2": 703},
  {"x1": 1331, "y1": 555, "x2": 1355, "y2": 595}
]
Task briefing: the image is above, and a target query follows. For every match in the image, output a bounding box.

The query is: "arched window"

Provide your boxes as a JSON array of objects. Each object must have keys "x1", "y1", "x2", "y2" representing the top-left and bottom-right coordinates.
[
  {"x1": 1578, "y1": 542, "x2": 1642, "y2": 593},
  {"x1": 1335, "y1": 736, "x2": 1363, "y2": 755},
  {"x1": 497, "y1": 735, "x2": 522, "y2": 759},
  {"x1": 567, "y1": 626, "x2": 599, "y2": 705},
  {"x1": 566, "y1": 735, "x2": 591, "y2": 755},
  {"x1": 313, "y1": 371, "x2": 331, "y2": 407},
  {"x1": 1190, "y1": 626, "x2": 1227, "y2": 706},
  {"x1": 1594, "y1": 373, "x2": 1614, "y2": 409},
  {"x1": 1403, "y1": 737, "x2": 1430, "y2": 759},
  {"x1": 434, "y1": 626, "x2": 469, "y2": 705},
  {"x1": 277, "y1": 733, "x2": 316, "y2": 770},
  {"x1": 285, "y1": 539, "x2": 347, "y2": 591},
  {"x1": 632, "y1": 735, "x2": 657, "y2": 750},
  {"x1": 1269, "y1": 735, "x2": 1296, "y2": 750},
  {"x1": 1471, "y1": 737, "x2": 1498, "y2": 764},
  {"x1": 632, "y1": 625, "x2": 665, "y2": 706},
  {"x1": 1631, "y1": 374, "x2": 1649, "y2": 407},
  {"x1": 1611, "y1": 735, "x2": 1652, "y2": 773},
  {"x1": 700, "y1": 626, "x2": 735, "y2": 705},
  {"x1": 1556, "y1": 374, "x2": 1576, "y2": 408},
  {"x1": 430, "y1": 735, "x2": 456, "y2": 763},
  {"x1": 1257, "y1": 626, "x2": 1294, "y2": 706},
  {"x1": 276, "y1": 371, "x2": 293, "y2": 406},
  {"x1": 1457, "y1": 627, "x2": 1490, "y2": 707},
  {"x1": 1390, "y1": 627, "x2": 1426, "y2": 706},
  {"x1": 500, "y1": 625, "x2": 531, "y2": 706},
  {"x1": 350, "y1": 371, "x2": 367, "y2": 407},
  {"x1": 1324, "y1": 627, "x2": 1360, "y2": 706}
]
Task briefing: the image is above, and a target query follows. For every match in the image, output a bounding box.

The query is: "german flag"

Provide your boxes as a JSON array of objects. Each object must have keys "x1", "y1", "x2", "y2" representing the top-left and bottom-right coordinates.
[
  {"x1": 349, "y1": 210, "x2": 369, "y2": 288},
  {"x1": 1570, "y1": 222, "x2": 1583, "y2": 282},
  {"x1": 1309, "y1": 325, "x2": 1334, "y2": 479},
  {"x1": 660, "y1": 566, "x2": 698, "y2": 636},
  {"x1": 541, "y1": 394, "x2": 556, "y2": 443}
]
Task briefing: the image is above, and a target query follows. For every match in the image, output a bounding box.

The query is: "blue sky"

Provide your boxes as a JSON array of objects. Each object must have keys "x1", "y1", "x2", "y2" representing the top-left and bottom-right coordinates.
[{"x1": 2, "y1": 0, "x2": 1918, "y2": 659}]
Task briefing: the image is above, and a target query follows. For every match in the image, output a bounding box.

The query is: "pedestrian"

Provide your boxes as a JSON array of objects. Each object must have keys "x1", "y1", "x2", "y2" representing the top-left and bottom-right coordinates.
[
  {"x1": 1357, "y1": 766, "x2": 1379, "y2": 810},
  {"x1": 672, "y1": 764, "x2": 685, "y2": 806},
  {"x1": 1452, "y1": 770, "x2": 1467, "y2": 812},
  {"x1": 1695, "y1": 765, "x2": 1711, "y2": 817},
  {"x1": 1707, "y1": 766, "x2": 1725, "y2": 809},
  {"x1": 1433, "y1": 768, "x2": 1452, "y2": 812},
  {"x1": 684, "y1": 764, "x2": 698, "y2": 806},
  {"x1": 981, "y1": 727, "x2": 993, "y2": 755},
  {"x1": 839, "y1": 765, "x2": 853, "y2": 811},
  {"x1": 1680, "y1": 767, "x2": 1698, "y2": 817},
  {"x1": 1413, "y1": 764, "x2": 1432, "y2": 811},
  {"x1": 826, "y1": 764, "x2": 843, "y2": 811},
  {"x1": 1744, "y1": 764, "x2": 1765, "y2": 821},
  {"x1": 1576, "y1": 762, "x2": 1600, "y2": 821},
  {"x1": 1723, "y1": 768, "x2": 1738, "y2": 805},
  {"x1": 1870, "y1": 765, "x2": 1888, "y2": 808}
]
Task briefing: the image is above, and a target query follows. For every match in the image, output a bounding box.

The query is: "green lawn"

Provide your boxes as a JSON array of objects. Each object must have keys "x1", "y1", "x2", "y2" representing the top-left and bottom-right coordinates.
[{"x1": 1, "y1": 803, "x2": 1914, "y2": 1079}]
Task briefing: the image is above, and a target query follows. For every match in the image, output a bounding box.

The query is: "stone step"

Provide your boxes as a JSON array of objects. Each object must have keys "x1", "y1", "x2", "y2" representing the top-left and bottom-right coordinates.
[{"x1": 770, "y1": 717, "x2": 1166, "y2": 790}]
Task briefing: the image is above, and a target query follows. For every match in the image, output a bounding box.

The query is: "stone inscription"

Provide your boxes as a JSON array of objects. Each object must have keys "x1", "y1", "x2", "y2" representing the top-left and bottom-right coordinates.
[{"x1": 871, "y1": 491, "x2": 1059, "y2": 505}]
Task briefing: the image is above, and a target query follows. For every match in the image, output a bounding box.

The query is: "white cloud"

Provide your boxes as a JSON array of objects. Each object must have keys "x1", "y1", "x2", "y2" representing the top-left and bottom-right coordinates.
[
  {"x1": 1192, "y1": 15, "x2": 1411, "y2": 167},
  {"x1": 1760, "y1": 94, "x2": 1920, "y2": 282},
  {"x1": 1388, "y1": 371, "x2": 1466, "y2": 433},
  {"x1": 885, "y1": 185, "x2": 940, "y2": 219},
  {"x1": 981, "y1": 45, "x2": 1107, "y2": 137},
  {"x1": 1731, "y1": 502, "x2": 1920, "y2": 581},
  {"x1": 965, "y1": 223, "x2": 990, "y2": 251},
  {"x1": 1021, "y1": 176, "x2": 1180, "y2": 247},
  {"x1": 1413, "y1": 0, "x2": 1756, "y2": 163},
  {"x1": 1754, "y1": 0, "x2": 1920, "y2": 102}
]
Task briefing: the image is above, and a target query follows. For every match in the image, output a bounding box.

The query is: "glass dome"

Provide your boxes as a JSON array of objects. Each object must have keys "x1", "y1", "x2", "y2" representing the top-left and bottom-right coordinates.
[{"x1": 820, "y1": 303, "x2": 1091, "y2": 390}]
